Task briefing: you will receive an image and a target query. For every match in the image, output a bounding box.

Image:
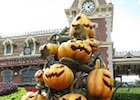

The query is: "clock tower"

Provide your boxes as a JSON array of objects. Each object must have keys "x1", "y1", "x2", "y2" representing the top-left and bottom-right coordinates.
[{"x1": 64, "y1": 0, "x2": 114, "y2": 76}]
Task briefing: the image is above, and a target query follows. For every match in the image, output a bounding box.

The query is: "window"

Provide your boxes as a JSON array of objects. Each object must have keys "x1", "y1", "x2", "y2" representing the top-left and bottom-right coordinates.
[
  {"x1": 3, "y1": 71, "x2": 12, "y2": 82},
  {"x1": 22, "y1": 69, "x2": 37, "y2": 83},
  {"x1": 29, "y1": 41, "x2": 34, "y2": 51},
  {"x1": 25, "y1": 36, "x2": 37, "y2": 54},
  {"x1": 2, "y1": 38, "x2": 14, "y2": 55},
  {"x1": 6, "y1": 43, "x2": 11, "y2": 54}
]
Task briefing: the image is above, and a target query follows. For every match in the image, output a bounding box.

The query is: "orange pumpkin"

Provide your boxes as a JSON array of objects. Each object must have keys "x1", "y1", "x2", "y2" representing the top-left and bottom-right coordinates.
[
  {"x1": 58, "y1": 40, "x2": 92, "y2": 63},
  {"x1": 43, "y1": 64, "x2": 74, "y2": 91},
  {"x1": 70, "y1": 13, "x2": 94, "y2": 38},
  {"x1": 84, "y1": 38, "x2": 100, "y2": 53},
  {"x1": 59, "y1": 93, "x2": 87, "y2": 100},
  {"x1": 20, "y1": 91, "x2": 46, "y2": 100},
  {"x1": 34, "y1": 70, "x2": 44, "y2": 83},
  {"x1": 87, "y1": 59, "x2": 114, "y2": 99},
  {"x1": 39, "y1": 43, "x2": 58, "y2": 55}
]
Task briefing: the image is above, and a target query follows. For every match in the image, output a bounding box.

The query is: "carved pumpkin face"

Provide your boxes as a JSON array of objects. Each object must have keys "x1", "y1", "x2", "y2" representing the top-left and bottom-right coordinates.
[
  {"x1": 34, "y1": 70, "x2": 44, "y2": 83},
  {"x1": 20, "y1": 92, "x2": 45, "y2": 100},
  {"x1": 58, "y1": 40, "x2": 92, "y2": 63},
  {"x1": 84, "y1": 39, "x2": 100, "y2": 53},
  {"x1": 70, "y1": 13, "x2": 94, "y2": 38},
  {"x1": 59, "y1": 93, "x2": 87, "y2": 100},
  {"x1": 43, "y1": 64, "x2": 74, "y2": 91},
  {"x1": 87, "y1": 59, "x2": 114, "y2": 99}
]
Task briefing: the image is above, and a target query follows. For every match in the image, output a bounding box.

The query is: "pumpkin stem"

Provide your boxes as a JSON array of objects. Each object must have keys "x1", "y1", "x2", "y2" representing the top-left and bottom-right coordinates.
[{"x1": 94, "y1": 59, "x2": 100, "y2": 69}]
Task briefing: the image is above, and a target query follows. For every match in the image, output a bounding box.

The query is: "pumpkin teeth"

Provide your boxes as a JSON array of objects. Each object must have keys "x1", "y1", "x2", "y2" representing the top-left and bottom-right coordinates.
[
  {"x1": 45, "y1": 70, "x2": 64, "y2": 78},
  {"x1": 71, "y1": 45, "x2": 91, "y2": 55}
]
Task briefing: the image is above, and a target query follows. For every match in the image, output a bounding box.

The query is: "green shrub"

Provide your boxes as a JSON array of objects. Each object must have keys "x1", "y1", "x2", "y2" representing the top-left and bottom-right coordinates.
[
  {"x1": 112, "y1": 87, "x2": 140, "y2": 100},
  {"x1": 0, "y1": 87, "x2": 26, "y2": 100}
]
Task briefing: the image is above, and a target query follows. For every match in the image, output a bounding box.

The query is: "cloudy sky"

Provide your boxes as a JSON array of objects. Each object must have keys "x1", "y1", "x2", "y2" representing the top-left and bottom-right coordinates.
[{"x1": 0, "y1": 0, "x2": 140, "y2": 52}]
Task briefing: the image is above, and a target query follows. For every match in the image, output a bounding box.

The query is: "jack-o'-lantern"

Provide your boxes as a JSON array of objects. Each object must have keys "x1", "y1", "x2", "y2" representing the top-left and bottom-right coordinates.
[
  {"x1": 34, "y1": 70, "x2": 44, "y2": 83},
  {"x1": 70, "y1": 13, "x2": 94, "y2": 38},
  {"x1": 58, "y1": 40, "x2": 92, "y2": 63},
  {"x1": 87, "y1": 59, "x2": 114, "y2": 99},
  {"x1": 43, "y1": 64, "x2": 74, "y2": 91},
  {"x1": 84, "y1": 38, "x2": 100, "y2": 53},
  {"x1": 20, "y1": 91, "x2": 45, "y2": 100},
  {"x1": 59, "y1": 93, "x2": 87, "y2": 100},
  {"x1": 39, "y1": 43, "x2": 58, "y2": 55}
]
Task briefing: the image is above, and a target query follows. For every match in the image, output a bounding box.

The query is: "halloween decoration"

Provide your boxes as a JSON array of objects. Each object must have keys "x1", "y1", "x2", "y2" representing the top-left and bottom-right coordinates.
[
  {"x1": 34, "y1": 70, "x2": 44, "y2": 83},
  {"x1": 87, "y1": 59, "x2": 114, "y2": 99},
  {"x1": 59, "y1": 93, "x2": 87, "y2": 100},
  {"x1": 84, "y1": 38, "x2": 100, "y2": 53},
  {"x1": 20, "y1": 91, "x2": 45, "y2": 100},
  {"x1": 58, "y1": 40, "x2": 92, "y2": 63},
  {"x1": 20, "y1": 12, "x2": 115, "y2": 100},
  {"x1": 39, "y1": 43, "x2": 58, "y2": 55},
  {"x1": 70, "y1": 13, "x2": 94, "y2": 38},
  {"x1": 43, "y1": 63, "x2": 74, "y2": 91}
]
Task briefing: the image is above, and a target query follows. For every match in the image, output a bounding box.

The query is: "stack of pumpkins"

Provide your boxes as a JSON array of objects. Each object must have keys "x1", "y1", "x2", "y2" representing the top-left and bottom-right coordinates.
[{"x1": 20, "y1": 13, "x2": 114, "y2": 100}]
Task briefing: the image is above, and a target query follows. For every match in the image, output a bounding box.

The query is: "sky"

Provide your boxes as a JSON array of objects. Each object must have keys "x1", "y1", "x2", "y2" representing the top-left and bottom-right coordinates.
[{"x1": 0, "y1": 0, "x2": 140, "y2": 52}]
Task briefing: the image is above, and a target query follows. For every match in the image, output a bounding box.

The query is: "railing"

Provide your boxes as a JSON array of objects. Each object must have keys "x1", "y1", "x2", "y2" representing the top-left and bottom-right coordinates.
[
  {"x1": 0, "y1": 29, "x2": 62, "y2": 38},
  {"x1": 115, "y1": 51, "x2": 140, "y2": 56}
]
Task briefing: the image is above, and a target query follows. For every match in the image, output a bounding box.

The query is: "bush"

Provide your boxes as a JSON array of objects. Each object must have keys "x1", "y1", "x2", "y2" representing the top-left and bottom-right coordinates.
[
  {"x1": 0, "y1": 82, "x2": 18, "y2": 96},
  {"x1": 0, "y1": 87, "x2": 26, "y2": 100},
  {"x1": 112, "y1": 87, "x2": 140, "y2": 100}
]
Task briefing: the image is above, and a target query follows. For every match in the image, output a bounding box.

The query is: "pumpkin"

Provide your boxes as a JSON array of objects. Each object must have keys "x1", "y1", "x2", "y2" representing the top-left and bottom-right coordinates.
[
  {"x1": 87, "y1": 59, "x2": 114, "y2": 99},
  {"x1": 58, "y1": 40, "x2": 92, "y2": 63},
  {"x1": 39, "y1": 43, "x2": 58, "y2": 55},
  {"x1": 43, "y1": 64, "x2": 74, "y2": 91},
  {"x1": 59, "y1": 93, "x2": 87, "y2": 100},
  {"x1": 20, "y1": 91, "x2": 45, "y2": 100},
  {"x1": 70, "y1": 13, "x2": 94, "y2": 38},
  {"x1": 84, "y1": 38, "x2": 100, "y2": 53},
  {"x1": 34, "y1": 70, "x2": 44, "y2": 83}
]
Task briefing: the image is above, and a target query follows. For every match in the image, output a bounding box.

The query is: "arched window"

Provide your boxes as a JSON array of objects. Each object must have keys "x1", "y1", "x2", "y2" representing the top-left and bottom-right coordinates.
[
  {"x1": 6, "y1": 43, "x2": 11, "y2": 54},
  {"x1": 22, "y1": 69, "x2": 37, "y2": 83},
  {"x1": 24, "y1": 36, "x2": 37, "y2": 55},
  {"x1": 2, "y1": 38, "x2": 14, "y2": 55},
  {"x1": 1, "y1": 70, "x2": 13, "y2": 82},
  {"x1": 29, "y1": 40, "x2": 34, "y2": 51}
]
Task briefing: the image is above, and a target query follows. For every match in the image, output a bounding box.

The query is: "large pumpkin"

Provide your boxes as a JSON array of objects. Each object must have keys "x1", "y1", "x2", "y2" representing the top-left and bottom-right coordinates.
[
  {"x1": 34, "y1": 70, "x2": 44, "y2": 83},
  {"x1": 43, "y1": 64, "x2": 74, "y2": 91},
  {"x1": 20, "y1": 91, "x2": 45, "y2": 100},
  {"x1": 84, "y1": 38, "x2": 100, "y2": 53},
  {"x1": 87, "y1": 59, "x2": 114, "y2": 99},
  {"x1": 39, "y1": 43, "x2": 58, "y2": 55},
  {"x1": 58, "y1": 40, "x2": 92, "y2": 63},
  {"x1": 59, "y1": 93, "x2": 87, "y2": 100},
  {"x1": 70, "y1": 13, "x2": 94, "y2": 38}
]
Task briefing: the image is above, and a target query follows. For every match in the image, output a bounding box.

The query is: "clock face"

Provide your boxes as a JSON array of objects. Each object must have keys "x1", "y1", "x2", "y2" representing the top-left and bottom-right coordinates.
[{"x1": 82, "y1": 1, "x2": 95, "y2": 13}]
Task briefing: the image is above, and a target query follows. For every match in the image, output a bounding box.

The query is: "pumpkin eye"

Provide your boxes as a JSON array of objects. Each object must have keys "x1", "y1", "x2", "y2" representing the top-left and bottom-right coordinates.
[
  {"x1": 76, "y1": 16, "x2": 81, "y2": 21},
  {"x1": 37, "y1": 74, "x2": 42, "y2": 78},
  {"x1": 63, "y1": 98, "x2": 68, "y2": 100},
  {"x1": 57, "y1": 65, "x2": 64, "y2": 68},
  {"x1": 103, "y1": 74, "x2": 112, "y2": 90},
  {"x1": 76, "y1": 96, "x2": 81, "y2": 100},
  {"x1": 29, "y1": 96, "x2": 34, "y2": 98}
]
